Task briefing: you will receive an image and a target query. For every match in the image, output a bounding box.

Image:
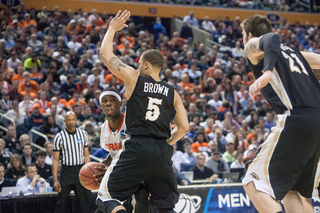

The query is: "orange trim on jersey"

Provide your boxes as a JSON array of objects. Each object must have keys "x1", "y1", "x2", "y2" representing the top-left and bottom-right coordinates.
[{"x1": 108, "y1": 113, "x2": 125, "y2": 134}]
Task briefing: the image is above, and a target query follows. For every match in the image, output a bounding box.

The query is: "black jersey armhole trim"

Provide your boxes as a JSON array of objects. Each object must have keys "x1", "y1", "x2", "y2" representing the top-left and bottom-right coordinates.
[{"x1": 127, "y1": 75, "x2": 142, "y2": 104}]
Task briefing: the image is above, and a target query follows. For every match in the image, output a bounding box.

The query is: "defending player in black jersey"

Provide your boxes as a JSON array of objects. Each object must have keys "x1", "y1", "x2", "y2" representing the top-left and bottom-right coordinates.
[
  {"x1": 97, "y1": 11, "x2": 189, "y2": 213},
  {"x1": 241, "y1": 15, "x2": 320, "y2": 213}
]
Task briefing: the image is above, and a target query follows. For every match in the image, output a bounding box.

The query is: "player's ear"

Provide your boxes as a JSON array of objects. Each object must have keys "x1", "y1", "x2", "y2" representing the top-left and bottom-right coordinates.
[
  {"x1": 144, "y1": 62, "x2": 150, "y2": 70},
  {"x1": 248, "y1": 32, "x2": 253, "y2": 40}
]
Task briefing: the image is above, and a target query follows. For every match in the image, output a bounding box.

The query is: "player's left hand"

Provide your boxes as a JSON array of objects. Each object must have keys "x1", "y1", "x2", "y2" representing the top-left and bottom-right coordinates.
[
  {"x1": 109, "y1": 10, "x2": 131, "y2": 32},
  {"x1": 249, "y1": 81, "x2": 261, "y2": 95},
  {"x1": 94, "y1": 163, "x2": 107, "y2": 182}
]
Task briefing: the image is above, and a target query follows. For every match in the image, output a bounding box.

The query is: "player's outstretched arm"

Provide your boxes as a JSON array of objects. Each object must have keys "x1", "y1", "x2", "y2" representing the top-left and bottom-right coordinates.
[
  {"x1": 99, "y1": 10, "x2": 139, "y2": 96},
  {"x1": 301, "y1": 52, "x2": 320, "y2": 70},
  {"x1": 167, "y1": 91, "x2": 189, "y2": 145}
]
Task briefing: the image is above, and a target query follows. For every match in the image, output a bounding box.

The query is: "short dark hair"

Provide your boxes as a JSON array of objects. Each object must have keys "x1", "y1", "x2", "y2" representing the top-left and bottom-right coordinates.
[
  {"x1": 36, "y1": 150, "x2": 47, "y2": 157},
  {"x1": 67, "y1": 74, "x2": 74, "y2": 80},
  {"x1": 241, "y1": 15, "x2": 272, "y2": 37},
  {"x1": 72, "y1": 104, "x2": 80, "y2": 110},
  {"x1": 0, "y1": 163, "x2": 4, "y2": 169},
  {"x1": 142, "y1": 50, "x2": 164, "y2": 69},
  {"x1": 22, "y1": 144, "x2": 32, "y2": 150},
  {"x1": 25, "y1": 163, "x2": 36, "y2": 173}
]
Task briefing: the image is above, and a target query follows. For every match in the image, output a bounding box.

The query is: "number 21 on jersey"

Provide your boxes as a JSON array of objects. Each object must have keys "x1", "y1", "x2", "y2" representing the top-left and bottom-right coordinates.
[
  {"x1": 281, "y1": 51, "x2": 308, "y2": 75},
  {"x1": 145, "y1": 97, "x2": 162, "y2": 121}
]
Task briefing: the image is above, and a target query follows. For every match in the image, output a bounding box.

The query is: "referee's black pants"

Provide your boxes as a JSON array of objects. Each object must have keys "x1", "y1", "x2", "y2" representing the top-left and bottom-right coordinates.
[{"x1": 54, "y1": 165, "x2": 92, "y2": 213}]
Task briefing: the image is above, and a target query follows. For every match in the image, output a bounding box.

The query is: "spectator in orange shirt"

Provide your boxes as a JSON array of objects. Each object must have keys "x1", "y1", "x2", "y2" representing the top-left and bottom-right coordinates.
[
  {"x1": 12, "y1": 65, "x2": 25, "y2": 84},
  {"x1": 67, "y1": 19, "x2": 76, "y2": 35},
  {"x1": 180, "y1": 73, "x2": 194, "y2": 92},
  {"x1": 85, "y1": 19, "x2": 100, "y2": 33},
  {"x1": 9, "y1": 19, "x2": 23, "y2": 30},
  {"x1": 105, "y1": 74, "x2": 123, "y2": 85},
  {"x1": 19, "y1": 82, "x2": 37, "y2": 99},
  {"x1": 241, "y1": 73, "x2": 252, "y2": 86},
  {"x1": 118, "y1": 38, "x2": 133, "y2": 50},
  {"x1": 18, "y1": 72, "x2": 40, "y2": 94},
  {"x1": 120, "y1": 31, "x2": 135, "y2": 45},
  {"x1": 191, "y1": 132, "x2": 209, "y2": 153},
  {"x1": 246, "y1": 125, "x2": 264, "y2": 148},
  {"x1": 119, "y1": 40, "x2": 136, "y2": 57},
  {"x1": 21, "y1": 13, "x2": 37, "y2": 30},
  {"x1": 205, "y1": 118, "x2": 215, "y2": 135},
  {"x1": 170, "y1": 31, "x2": 186, "y2": 47},
  {"x1": 76, "y1": 74, "x2": 90, "y2": 94},
  {"x1": 66, "y1": 92, "x2": 87, "y2": 110}
]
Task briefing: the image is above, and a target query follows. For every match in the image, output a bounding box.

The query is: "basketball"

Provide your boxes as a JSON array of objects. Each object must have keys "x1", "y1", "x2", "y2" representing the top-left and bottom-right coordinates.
[{"x1": 79, "y1": 162, "x2": 101, "y2": 190}]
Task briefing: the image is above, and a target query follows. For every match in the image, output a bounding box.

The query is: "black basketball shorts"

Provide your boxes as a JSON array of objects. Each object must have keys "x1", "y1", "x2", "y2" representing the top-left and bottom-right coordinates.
[
  {"x1": 99, "y1": 136, "x2": 179, "y2": 209},
  {"x1": 243, "y1": 108, "x2": 320, "y2": 200}
]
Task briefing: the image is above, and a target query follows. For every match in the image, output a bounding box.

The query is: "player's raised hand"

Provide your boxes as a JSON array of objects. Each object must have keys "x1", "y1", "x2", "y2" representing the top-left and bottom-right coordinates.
[{"x1": 109, "y1": 10, "x2": 131, "y2": 32}]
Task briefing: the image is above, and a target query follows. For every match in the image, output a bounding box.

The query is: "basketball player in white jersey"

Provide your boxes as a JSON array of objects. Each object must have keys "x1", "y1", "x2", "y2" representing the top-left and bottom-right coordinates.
[
  {"x1": 94, "y1": 87, "x2": 149, "y2": 213},
  {"x1": 97, "y1": 88, "x2": 126, "y2": 168}
]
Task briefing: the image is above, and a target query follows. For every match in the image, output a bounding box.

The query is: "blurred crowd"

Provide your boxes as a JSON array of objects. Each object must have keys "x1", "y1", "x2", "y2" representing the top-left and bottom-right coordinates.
[
  {"x1": 0, "y1": 3, "x2": 319, "y2": 188},
  {"x1": 123, "y1": 0, "x2": 315, "y2": 13}
]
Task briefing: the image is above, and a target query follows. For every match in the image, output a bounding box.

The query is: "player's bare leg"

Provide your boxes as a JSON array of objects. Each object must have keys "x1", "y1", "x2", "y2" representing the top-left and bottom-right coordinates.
[
  {"x1": 282, "y1": 190, "x2": 313, "y2": 213},
  {"x1": 302, "y1": 198, "x2": 314, "y2": 213},
  {"x1": 244, "y1": 182, "x2": 282, "y2": 213}
]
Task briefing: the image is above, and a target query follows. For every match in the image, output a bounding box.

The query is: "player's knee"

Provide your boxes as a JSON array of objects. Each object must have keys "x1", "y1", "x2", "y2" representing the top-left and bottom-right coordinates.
[{"x1": 97, "y1": 199, "x2": 126, "y2": 213}]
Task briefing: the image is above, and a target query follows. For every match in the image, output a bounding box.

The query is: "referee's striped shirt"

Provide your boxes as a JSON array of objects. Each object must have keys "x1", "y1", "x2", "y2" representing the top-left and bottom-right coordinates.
[{"x1": 53, "y1": 128, "x2": 88, "y2": 166}]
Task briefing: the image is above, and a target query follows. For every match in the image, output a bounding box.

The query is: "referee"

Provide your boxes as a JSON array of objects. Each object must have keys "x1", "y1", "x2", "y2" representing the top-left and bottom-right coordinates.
[{"x1": 52, "y1": 111, "x2": 92, "y2": 213}]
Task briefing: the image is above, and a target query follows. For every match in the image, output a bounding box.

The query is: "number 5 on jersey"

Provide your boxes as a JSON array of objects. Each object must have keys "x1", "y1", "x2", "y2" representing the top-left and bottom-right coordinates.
[{"x1": 145, "y1": 97, "x2": 162, "y2": 121}]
